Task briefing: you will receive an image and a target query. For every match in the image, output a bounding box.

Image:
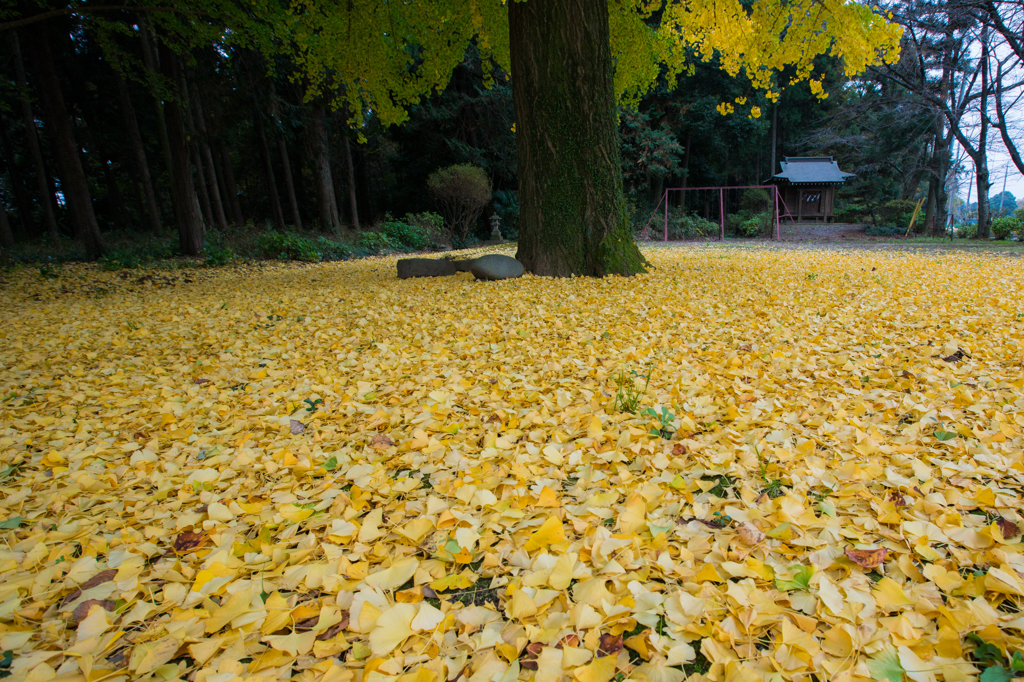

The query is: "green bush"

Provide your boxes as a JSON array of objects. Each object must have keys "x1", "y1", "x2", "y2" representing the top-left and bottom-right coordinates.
[
  {"x1": 664, "y1": 210, "x2": 719, "y2": 239},
  {"x1": 879, "y1": 199, "x2": 918, "y2": 229},
  {"x1": 955, "y1": 223, "x2": 977, "y2": 239},
  {"x1": 864, "y1": 225, "x2": 905, "y2": 237},
  {"x1": 991, "y1": 216, "x2": 1021, "y2": 240},
  {"x1": 354, "y1": 231, "x2": 399, "y2": 254},
  {"x1": 739, "y1": 188, "x2": 772, "y2": 213},
  {"x1": 100, "y1": 250, "x2": 143, "y2": 270},
  {"x1": 202, "y1": 243, "x2": 235, "y2": 266},
  {"x1": 316, "y1": 236, "x2": 351, "y2": 261},
  {"x1": 738, "y1": 212, "x2": 772, "y2": 237},
  {"x1": 256, "y1": 232, "x2": 322, "y2": 262},
  {"x1": 382, "y1": 220, "x2": 431, "y2": 250},
  {"x1": 427, "y1": 164, "x2": 492, "y2": 241}
]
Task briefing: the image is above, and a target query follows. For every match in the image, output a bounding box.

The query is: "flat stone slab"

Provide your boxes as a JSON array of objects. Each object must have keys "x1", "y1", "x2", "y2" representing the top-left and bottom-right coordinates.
[
  {"x1": 397, "y1": 258, "x2": 457, "y2": 279},
  {"x1": 470, "y1": 254, "x2": 525, "y2": 281}
]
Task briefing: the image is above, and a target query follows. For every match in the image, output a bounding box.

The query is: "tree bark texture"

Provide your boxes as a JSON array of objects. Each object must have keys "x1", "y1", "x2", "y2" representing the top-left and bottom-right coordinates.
[
  {"x1": 0, "y1": 124, "x2": 34, "y2": 233},
  {"x1": 220, "y1": 145, "x2": 243, "y2": 224},
  {"x1": 508, "y1": 0, "x2": 646, "y2": 276},
  {"x1": 180, "y1": 75, "x2": 213, "y2": 229},
  {"x1": 255, "y1": 113, "x2": 285, "y2": 230},
  {"x1": 190, "y1": 81, "x2": 228, "y2": 230},
  {"x1": 116, "y1": 70, "x2": 162, "y2": 234},
  {"x1": 0, "y1": 190, "x2": 13, "y2": 249},
  {"x1": 27, "y1": 24, "x2": 105, "y2": 257},
  {"x1": 343, "y1": 135, "x2": 360, "y2": 230},
  {"x1": 139, "y1": 24, "x2": 174, "y2": 213},
  {"x1": 161, "y1": 51, "x2": 204, "y2": 255},
  {"x1": 975, "y1": 31, "x2": 991, "y2": 240},
  {"x1": 278, "y1": 137, "x2": 302, "y2": 230},
  {"x1": 11, "y1": 30, "x2": 59, "y2": 241},
  {"x1": 307, "y1": 106, "x2": 338, "y2": 231}
]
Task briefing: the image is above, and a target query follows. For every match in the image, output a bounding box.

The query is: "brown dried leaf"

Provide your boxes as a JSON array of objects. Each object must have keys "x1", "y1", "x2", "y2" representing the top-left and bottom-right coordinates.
[
  {"x1": 290, "y1": 419, "x2": 307, "y2": 434},
  {"x1": 370, "y1": 433, "x2": 394, "y2": 448},
  {"x1": 737, "y1": 522, "x2": 765, "y2": 546},
  {"x1": 598, "y1": 634, "x2": 623, "y2": 657},
  {"x1": 80, "y1": 569, "x2": 118, "y2": 591},
  {"x1": 72, "y1": 599, "x2": 116, "y2": 623},
  {"x1": 173, "y1": 531, "x2": 209, "y2": 554},
  {"x1": 998, "y1": 518, "x2": 1020, "y2": 539},
  {"x1": 520, "y1": 641, "x2": 544, "y2": 670},
  {"x1": 846, "y1": 548, "x2": 888, "y2": 569}
]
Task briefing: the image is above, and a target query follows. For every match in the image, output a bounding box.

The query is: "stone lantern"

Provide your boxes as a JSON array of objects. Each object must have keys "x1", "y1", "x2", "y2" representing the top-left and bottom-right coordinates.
[{"x1": 486, "y1": 214, "x2": 504, "y2": 244}]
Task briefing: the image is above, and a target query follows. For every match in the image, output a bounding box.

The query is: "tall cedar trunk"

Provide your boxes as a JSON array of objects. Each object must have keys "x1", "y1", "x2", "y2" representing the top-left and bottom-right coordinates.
[
  {"x1": 12, "y1": 30, "x2": 59, "y2": 241},
  {"x1": 161, "y1": 51, "x2": 204, "y2": 255},
  {"x1": 255, "y1": 113, "x2": 285, "y2": 230},
  {"x1": 28, "y1": 24, "x2": 105, "y2": 258},
  {"x1": 278, "y1": 137, "x2": 302, "y2": 230},
  {"x1": 975, "y1": 31, "x2": 991, "y2": 240},
  {"x1": 0, "y1": 196, "x2": 12, "y2": 249},
  {"x1": 139, "y1": 24, "x2": 173, "y2": 217},
  {"x1": 307, "y1": 107, "x2": 337, "y2": 231},
  {"x1": 101, "y1": 158, "x2": 130, "y2": 232},
  {"x1": 509, "y1": 0, "x2": 646, "y2": 276},
  {"x1": 343, "y1": 135, "x2": 360, "y2": 230},
  {"x1": 190, "y1": 82, "x2": 227, "y2": 230},
  {"x1": 0, "y1": 125, "x2": 34, "y2": 233},
  {"x1": 220, "y1": 145, "x2": 243, "y2": 224},
  {"x1": 116, "y1": 71, "x2": 162, "y2": 233},
  {"x1": 180, "y1": 73, "x2": 213, "y2": 229}
]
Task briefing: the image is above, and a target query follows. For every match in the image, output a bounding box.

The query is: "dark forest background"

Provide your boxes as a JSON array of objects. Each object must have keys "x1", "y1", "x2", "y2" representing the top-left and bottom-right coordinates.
[{"x1": 1, "y1": 3, "x2": 1021, "y2": 265}]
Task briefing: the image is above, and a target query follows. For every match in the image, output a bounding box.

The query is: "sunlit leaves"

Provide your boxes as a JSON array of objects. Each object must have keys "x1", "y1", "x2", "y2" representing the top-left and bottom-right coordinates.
[{"x1": 2, "y1": 245, "x2": 1024, "y2": 681}]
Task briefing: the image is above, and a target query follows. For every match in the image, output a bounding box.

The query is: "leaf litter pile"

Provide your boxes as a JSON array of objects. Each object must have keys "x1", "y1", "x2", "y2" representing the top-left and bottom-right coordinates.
[{"x1": 2, "y1": 246, "x2": 1024, "y2": 682}]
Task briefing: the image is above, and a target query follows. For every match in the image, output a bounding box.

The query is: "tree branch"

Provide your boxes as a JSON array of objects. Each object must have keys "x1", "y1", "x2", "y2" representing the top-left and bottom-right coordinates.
[{"x1": 0, "y1": 5, "x2": 204, "y2": 31}]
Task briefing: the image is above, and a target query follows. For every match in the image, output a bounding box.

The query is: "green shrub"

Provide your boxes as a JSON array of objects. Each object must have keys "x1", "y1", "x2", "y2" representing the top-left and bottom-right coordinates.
[
  {"x1": 955, "y1": 223, "x2": 977, "y2": 239},
  {"x1": 665, "y1": 210, "x2": 719, "y2": 239},
  {"x1": 202, "y1": 243, "x2": 235, "y2": 266},
  {"x1": 316, "y1": 236, "x2": 351, "y2": 261},
  {"x1": 382, "y1": 220, "x2": 431, "y2": 250},
  {"x1": 256, "y1": 232, "x2": 322, "y2": 262},
  {"x1": 864, "y1": 225, "x2": 905, "y2": 237},
  {"x1": 427, "y1": 164, "x2": 492, "y2": 242},
  {"x1": 991, "y1": 216, "x2": 1021, "y2": 240},
  {"x1": 354, "y1": 231, "x2": 399, "y2": 254},
  {"x1": 879, "y1": 199, "x2": 918, "y2": 229},
  {"x1": 738, "y1": 212, "x2": 772, "y2": 237},
  {"x1": 100, "y1": 250, "x2": 143, "y2": 270}
]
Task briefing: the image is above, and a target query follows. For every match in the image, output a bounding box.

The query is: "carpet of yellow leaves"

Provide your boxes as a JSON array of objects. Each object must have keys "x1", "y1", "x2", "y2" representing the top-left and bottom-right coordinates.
[{"x1": 2, "y1": 245, "x2": 1024, "y2": 682}]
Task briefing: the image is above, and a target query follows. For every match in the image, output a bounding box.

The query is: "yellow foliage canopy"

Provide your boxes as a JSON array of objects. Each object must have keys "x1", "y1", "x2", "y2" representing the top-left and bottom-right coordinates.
[{"x1": 282, "y1": 0, "x2": 901, "y2": 125}]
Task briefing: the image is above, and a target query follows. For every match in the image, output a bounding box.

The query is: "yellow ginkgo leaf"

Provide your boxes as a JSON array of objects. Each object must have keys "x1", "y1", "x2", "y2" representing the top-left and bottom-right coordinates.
[
  {"x1": 369, "y1": 603, "x2": 417, "y2": 656},
  {"x1": 523, "y1": 516, "x2": 565, "y2": 552}
]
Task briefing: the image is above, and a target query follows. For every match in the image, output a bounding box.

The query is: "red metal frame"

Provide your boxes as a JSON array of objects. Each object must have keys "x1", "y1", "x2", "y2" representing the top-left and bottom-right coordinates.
[{"x1": 644, "y1": 185, "x2": 783, "y2": 241}]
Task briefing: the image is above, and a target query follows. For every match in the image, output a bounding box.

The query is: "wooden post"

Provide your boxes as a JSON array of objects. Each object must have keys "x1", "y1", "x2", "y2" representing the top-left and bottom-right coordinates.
[
  {"x1": 774, "y1": 186, "x2": 780, "y2": 239},
  {"x1": 664, "y1": 190, "x2": 668, "y2": 242},
  {"x1": 719, "y1": 188, "x2": 724, "y2": 240},
  {"x1": 797, "y1": 189, "x2": 804, "y2": 223}
]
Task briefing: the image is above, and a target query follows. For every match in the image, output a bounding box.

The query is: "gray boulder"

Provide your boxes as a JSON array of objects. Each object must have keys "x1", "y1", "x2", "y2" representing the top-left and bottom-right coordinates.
[
  {"x1": 452, "y1": 259, "x2": 476, "y2": 272},
  {"x1": 470, "y1": 254, "x2": 525, "y2": 281},
  {"x1": 397, "y1": 258, "x2": 457, "y2": 279}
]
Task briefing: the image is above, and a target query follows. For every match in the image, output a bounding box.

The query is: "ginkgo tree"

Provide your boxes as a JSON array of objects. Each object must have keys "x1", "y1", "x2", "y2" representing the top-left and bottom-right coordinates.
[{"x1": 281, "y1": 0, "x2": 902, "y2": 277}]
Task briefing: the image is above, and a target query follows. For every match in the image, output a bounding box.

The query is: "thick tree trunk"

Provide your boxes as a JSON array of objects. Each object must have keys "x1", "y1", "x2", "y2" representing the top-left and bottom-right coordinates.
[
  {"x1": 220, "y1": 145, "x2": 243, "y2": 224},
  {"x1": 180, "y1": 74, "x2": 213, "y2": 230},
  {"x1": 0, "y1": 196, "x2": 12, "y2": 250},
  {"x1": 975, "y1": 32, "x2": 991, "y2": 240},
  {"x1": 975, "y1": 158, "x2": 991, "y2": 239},
  {"x1": 27, "y1": 24, "x2": 105, "y2": 258},
  {"x1": 190, "y1": 81, "x2": 227, "y2": 230},
  {"x1": 116, "y1": 70, "x2": 162, "y2": 234},
  {"x1": 509, "y1": 0, "x2": 646, "y2": 276},
  {"x1": 343, "y1": 135, "x2": 360, "y2": 230},
  {"x1": 278, "y1": 137, "x2": 302, "y2": 230},
  {"x1": 307, "y1": 107, "x2": 337, "y2": 231},
  {"x1": 161, "y1": 51, "x2": 204, "y2": 255},
  {"x1": 11, "y1": 30, "x2": 59, "y2": 241},
  {"x1": 0, "y1": 125, "x2": 34, "y2": 234},
  {"x1": 255, "y1": 113, "x2": 285, "y2": 230}
]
